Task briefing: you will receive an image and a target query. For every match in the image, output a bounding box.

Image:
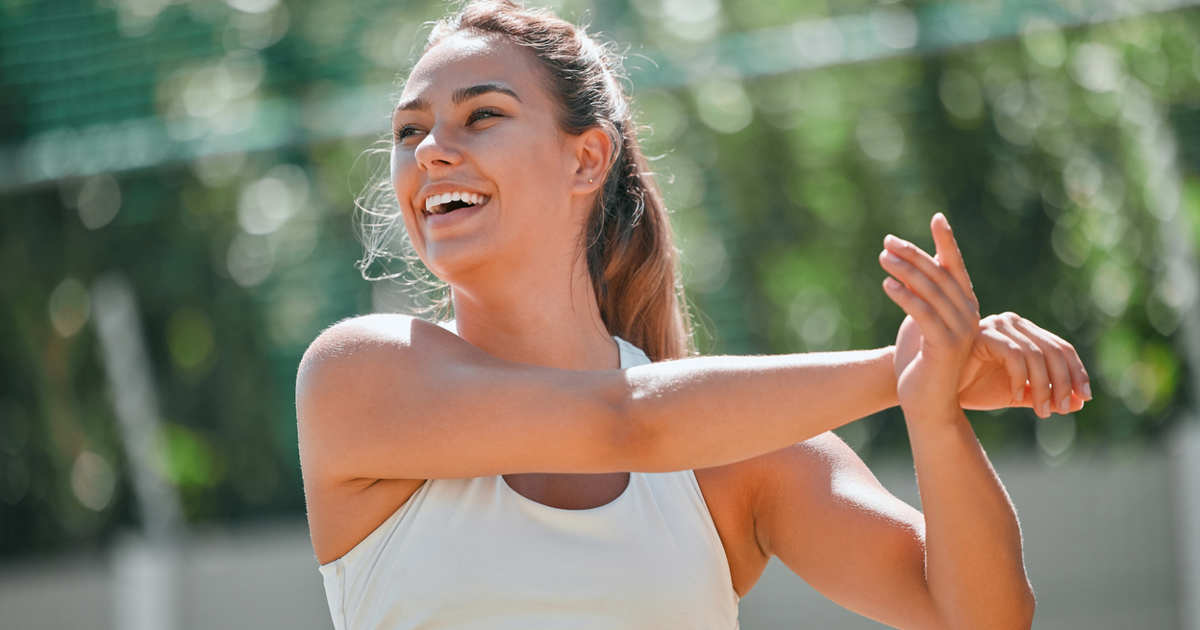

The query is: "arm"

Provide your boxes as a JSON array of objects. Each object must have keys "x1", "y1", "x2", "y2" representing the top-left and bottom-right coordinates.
[
  {"x1": 625, "y1": 344, "x2": 897, "y2": 472},
  {"x1": 752, "y1": 431, "x2": 947, "y2": 630},
  {"x1": 753, "y1": 423, "x2": 1033, "y2": 630},
  {"x1": 877, "y1": 213, "x2": 1040, "y2": 627},
  {"x1": 906, "y1": 406, "x2": 1035, "y2": 629},
  {"x1": 295, "y1": 313, "x2": 898, "y2": 484}
]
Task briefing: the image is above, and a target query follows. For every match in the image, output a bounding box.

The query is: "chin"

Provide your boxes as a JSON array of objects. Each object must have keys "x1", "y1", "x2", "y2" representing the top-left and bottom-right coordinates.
[{"x1": 421, "y1": 239, "x2": 498, "y2": 285}]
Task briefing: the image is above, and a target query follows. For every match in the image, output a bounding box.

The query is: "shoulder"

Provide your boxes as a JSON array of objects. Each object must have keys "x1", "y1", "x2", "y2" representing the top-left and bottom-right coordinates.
[
  {"x1": 751, "y1": 431, "x2": 868, "y2": 484},
  {"x1": 751, "y1": 431, "x2": 925, "y2": 560},
  {"x1": 296, "y1": 314, "x2": 460, "y2": 408},
  {"x1": 718, "y1": 432, "x2": 870, "y2": 554},
  {"x1": 294, "y1": 314, "x2": 463, "y2": 474},
  {"x1": 691, "y1": 433, "x2": 859, "y2": 596},
  {"x1": 299, "y1": 314, "x2": 451, "y2": 371},
  {"x1": 303, "y1": 313, "x2": 418, "y2": 356},
  {"x1": 698, "y1": 432, "x2": 859, "y2": 544}
]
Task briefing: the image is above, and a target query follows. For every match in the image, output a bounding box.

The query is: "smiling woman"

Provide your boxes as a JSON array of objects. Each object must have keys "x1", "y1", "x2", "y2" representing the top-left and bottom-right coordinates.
[
  {"x1": 357, "y1": 5, "x2": 690, "y2": 361},
  {"x1": 297, "y1": 1, "x2": 1090, "y2": 629}
]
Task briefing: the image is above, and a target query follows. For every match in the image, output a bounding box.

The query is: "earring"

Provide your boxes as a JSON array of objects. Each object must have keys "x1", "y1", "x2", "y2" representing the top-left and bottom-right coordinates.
[{"x1": 588, "y1": 178, "x2": 594, "y2": 183}]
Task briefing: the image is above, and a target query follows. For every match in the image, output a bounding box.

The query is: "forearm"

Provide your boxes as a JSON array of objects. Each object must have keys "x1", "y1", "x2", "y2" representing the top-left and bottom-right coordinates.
[
  {"x1": 905, "y1": 407, "x2": 1035, "y2": 629},
  {"x1": 624, "y1": 345, "x2": 897, "y2": 471}
]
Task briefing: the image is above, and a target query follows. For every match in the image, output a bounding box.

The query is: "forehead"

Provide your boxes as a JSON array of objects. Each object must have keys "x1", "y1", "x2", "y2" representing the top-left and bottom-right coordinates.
[{"x1": 401, "y1": 32, "x2": 546, "y2": 103}]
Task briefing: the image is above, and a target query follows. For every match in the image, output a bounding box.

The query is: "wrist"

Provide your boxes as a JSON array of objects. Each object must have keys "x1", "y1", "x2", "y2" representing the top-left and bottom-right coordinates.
[{"x1": 900, "y1": 398, "x2": 965, "y2": 429}]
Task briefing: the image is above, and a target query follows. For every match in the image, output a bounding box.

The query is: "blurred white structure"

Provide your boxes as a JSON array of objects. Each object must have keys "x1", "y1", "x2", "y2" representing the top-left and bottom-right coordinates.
[{"x1": 92, "y1": 273, "x2": 185, "y2": 630}]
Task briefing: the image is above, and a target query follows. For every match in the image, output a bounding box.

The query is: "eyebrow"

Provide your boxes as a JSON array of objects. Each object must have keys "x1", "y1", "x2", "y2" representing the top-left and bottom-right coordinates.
[{"x1": 393, "y1": 83, "x2": 522, "y2": 114}]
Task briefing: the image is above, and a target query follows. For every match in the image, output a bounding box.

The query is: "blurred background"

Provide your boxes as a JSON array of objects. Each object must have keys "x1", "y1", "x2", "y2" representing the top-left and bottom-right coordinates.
[{"x1": 2, "y1": 0, "x2": 1199, "y2": 628}]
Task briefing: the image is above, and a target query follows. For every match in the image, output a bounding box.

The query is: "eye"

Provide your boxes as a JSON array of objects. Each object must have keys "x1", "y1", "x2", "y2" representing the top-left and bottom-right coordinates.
[
  {"x1": 391, "y1": 108, "x2": 499, "y2": 143},
  {"x1": 468, "y1": 107, "x2": 501, "y2": 123}
]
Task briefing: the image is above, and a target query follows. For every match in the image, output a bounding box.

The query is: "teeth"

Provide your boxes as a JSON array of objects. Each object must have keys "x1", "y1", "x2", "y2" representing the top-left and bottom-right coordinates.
[{"x1": 424, "y1": 191, "x2": 486, "y2": 214}]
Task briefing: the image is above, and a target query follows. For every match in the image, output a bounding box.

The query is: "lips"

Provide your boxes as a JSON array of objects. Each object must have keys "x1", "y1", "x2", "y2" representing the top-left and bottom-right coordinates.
[
  {"x1": 423, "y1": 191, "x2": 490, "y2": 215},
  {"x1": 422, "y1": 195, "x2": 489, "y2": 230},
  {"x1": 416, "y1": 186, "x2": 491, "y2": 215}
]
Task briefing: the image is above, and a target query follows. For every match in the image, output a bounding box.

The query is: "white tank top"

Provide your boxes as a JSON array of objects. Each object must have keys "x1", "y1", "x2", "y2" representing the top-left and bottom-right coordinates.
[{"x1": 316, "y1": 334, "x2": 741, "y2": 629}]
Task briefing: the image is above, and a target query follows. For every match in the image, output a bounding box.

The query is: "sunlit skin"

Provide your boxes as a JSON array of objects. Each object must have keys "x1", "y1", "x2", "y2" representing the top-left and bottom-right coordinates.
[{"x1": 390, "y1": 31, "x2": 619, "y2": 371}]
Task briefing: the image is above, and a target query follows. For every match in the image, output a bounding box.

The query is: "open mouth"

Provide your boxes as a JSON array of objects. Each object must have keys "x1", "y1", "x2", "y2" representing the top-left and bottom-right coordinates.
[{"x1": 422, "y1": 195, "x2": 487, "y2": 217}]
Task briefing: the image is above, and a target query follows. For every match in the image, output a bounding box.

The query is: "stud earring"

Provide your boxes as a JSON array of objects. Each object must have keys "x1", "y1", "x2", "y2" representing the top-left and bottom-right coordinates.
[{"x1": 588, "y1": 178, "x2": 594, "y2": 183}]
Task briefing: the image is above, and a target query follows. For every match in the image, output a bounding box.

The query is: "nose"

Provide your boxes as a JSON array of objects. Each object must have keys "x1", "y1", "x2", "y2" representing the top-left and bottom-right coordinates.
[{"x1": 413, "y1": 128, "x2": 463, "y2": 171}]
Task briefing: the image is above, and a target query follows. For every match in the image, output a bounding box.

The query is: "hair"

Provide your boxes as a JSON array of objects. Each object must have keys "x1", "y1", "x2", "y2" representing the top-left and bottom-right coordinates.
[{"x1": 355, "y1": 0, "x2": 695, "y2": 361}]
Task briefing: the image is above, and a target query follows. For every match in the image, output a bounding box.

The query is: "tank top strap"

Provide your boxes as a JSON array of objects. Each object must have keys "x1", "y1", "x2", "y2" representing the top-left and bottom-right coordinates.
[{"x1": 613, "y1": 334, "x2": 650, "y2": 368}]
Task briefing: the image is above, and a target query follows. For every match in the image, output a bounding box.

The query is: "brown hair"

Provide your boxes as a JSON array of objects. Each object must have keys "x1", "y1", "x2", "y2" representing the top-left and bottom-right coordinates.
[{"x1": 356, "y1": 0, "x2": 695, "y2": 361}]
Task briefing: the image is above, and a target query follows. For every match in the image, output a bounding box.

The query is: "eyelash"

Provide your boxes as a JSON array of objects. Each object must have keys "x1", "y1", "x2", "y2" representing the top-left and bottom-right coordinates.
[{"x1": 394, "y1": 108, "x2": 502, "y2": 142}]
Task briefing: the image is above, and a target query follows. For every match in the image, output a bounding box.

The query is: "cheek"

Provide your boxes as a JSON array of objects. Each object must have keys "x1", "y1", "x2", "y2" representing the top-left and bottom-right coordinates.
[
  {"x1": 389, "y1": 149, "x2": 426, "y2": 252},
  {"x1": 489, "y1": 130, "x2": 570, "y2": 209},
  {"x1": 390, "y1": 149, "x2": 418, "y2": 211},
  {"x1": 390, "y1": 148, "x2": 407, "y2": 190}
]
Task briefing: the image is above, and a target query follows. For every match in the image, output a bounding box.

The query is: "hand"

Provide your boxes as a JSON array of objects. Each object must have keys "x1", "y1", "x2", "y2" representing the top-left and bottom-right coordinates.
[
  {"x1": 895, "y1": 313, "x2": 1093, "y2": 418},
  {"x1": 878, "y1": 213, "x2": 981, "y2": 422},
  {"x1": 959, "y1": 312, "x2": 1092, "y2": 416},
  {"x1": 884, "y1": 214, "x2": 1094, "y2": 419}
]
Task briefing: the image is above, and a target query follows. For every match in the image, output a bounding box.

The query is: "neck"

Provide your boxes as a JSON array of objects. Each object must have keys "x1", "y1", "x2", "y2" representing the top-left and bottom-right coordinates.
[{"x1": 445, "y1": 257, "x2": 619, "y2": 371}]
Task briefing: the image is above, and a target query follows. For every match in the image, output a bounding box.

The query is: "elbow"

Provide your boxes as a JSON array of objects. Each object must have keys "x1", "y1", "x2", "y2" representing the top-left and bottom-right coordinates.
[
  {"x1": 1017, "y1": 588, "x2": 1036, "y2": 629},
  {"x1": 927, "y1": 587, "x2": 1036, "y2": 630},
  {"x1": 1006, "y1": 575, "x2": 1037, "y2": 629}
]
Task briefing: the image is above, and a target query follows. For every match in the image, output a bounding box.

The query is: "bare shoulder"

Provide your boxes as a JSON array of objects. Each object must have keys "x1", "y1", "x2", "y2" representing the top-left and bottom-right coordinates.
[
  {"x1": 296, "y1": 314, "x2": 465, "y2": 415},
  {"x1": 299, "y1": 313, "x2": 454, "y2": 368},
  {"x1": 294, "y1": 312, "x2": 452, "y2": 486},
  {"x1": 298, "y1": 313, "x2": 444, "y2": 564},
  {"x1": 747, "y1": 435, "x2": 943, "y2": 628},
  {"x1": 691, "y1": 432, "x2": 867, "y2": 599},
  {"x1": 725, "y1": 433, "x2": 872, "y2": 558}
]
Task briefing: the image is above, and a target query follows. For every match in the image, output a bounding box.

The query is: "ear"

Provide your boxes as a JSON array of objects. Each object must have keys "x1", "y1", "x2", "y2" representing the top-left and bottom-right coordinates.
[{"x1": 568, "y1": 125, "x2": 615, "y2": 196}]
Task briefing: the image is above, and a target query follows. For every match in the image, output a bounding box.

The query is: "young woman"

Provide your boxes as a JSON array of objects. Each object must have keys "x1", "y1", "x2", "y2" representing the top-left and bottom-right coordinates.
[{"x1": 296, "y1": 2, "x2": 1091, "y2": 628}]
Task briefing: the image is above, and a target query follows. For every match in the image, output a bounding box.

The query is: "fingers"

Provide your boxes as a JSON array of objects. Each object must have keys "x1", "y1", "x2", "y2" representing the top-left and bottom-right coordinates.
[
  {"x1": 928, "y1": 213, "x2": 981, "y2": 313},
  {"x1": 981, "y1": 327, "x2": 1031, "y2": 405},
  {"x1": 881, "y1": 277, "x2": 952, "y2": 344},
  {"x1": 1047, "y1": 327, "x2": 1092, "y2": 402},
  {"x1": 879, "y1": 249, "x2": 965, "y2": 333},
  {"x1": 1009, "y1": 314, "x2": 1092, "y2": 413},
  {"x1": 880, "y1": 233, "x2": 978, "y2": 333},
  {"x1": 995, "y1": 315, "x2": 1055, "y2": 418}
]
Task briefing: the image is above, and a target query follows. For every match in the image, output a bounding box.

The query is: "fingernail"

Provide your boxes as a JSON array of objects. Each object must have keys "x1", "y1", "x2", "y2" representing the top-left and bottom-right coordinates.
[
  {"x1": 1039, "y1": 402, "x2": 1050, "y2": 417},
  {"x1": 1015, "y1": 389, "x2": 1024, "y2": 403},
  {"x1": 1082, "y1": 382, "x2": 1092, "y2": 399},
  {"x1": 1059, "y1": 397, "x2": 1070, "y2": 413}
]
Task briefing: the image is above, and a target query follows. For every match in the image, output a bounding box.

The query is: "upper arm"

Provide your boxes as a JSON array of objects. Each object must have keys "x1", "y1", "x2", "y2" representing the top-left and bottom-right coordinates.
[
  {"x1": 752, "y1": 431, "x2": 948, "y2": 630},
  {"x1": 295, "y1": 314, "x2": 639, "y2": 485}
]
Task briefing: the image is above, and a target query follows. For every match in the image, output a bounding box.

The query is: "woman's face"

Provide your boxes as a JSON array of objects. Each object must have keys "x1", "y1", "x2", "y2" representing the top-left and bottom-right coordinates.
[{"x1": 391, "y1": 32, "x2": 589, "y2": 285}]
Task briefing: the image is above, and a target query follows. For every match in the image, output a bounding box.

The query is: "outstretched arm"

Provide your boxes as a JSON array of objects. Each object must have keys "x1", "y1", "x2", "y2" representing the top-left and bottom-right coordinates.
[
  {"x1": 298, "y1": 269, "x2": 1083, "y2": 487},
  {"x1": 624, "y1": 344, "x2": 898, "y2": 472},
  {"x1": 297, "y1": 314, "x2": 902, "y2": 483}
]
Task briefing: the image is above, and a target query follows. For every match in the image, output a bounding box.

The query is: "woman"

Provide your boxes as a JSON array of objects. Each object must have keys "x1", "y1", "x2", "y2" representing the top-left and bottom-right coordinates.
[{"x1": 296, "y1": 1, "x2": 1091, "y2": 628}]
